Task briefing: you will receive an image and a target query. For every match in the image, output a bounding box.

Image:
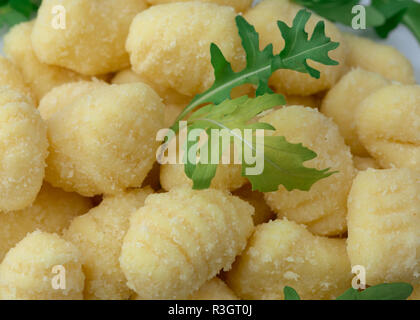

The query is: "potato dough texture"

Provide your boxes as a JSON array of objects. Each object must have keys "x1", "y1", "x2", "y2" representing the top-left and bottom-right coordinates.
[
  {"x1": 126, "y1": 2, "x2": 245, "y2": 97},
  {"x1": 160, "y1": 163, "x2": 248, "y2": 192},
  {"x1": 38, "y1": 81, "x2": 108, "y2": 120},
  {"x1": 0, "y1": 87, "x2": 33, "y2": 106},
  {"x1": 120, "y1": 188, "x2": 254, "y2": 299},
  {"x1": 321, "y1": 69, "x2": 389, "y2": 156},
  {"x1": 0, "y1": 231, "x2": 85, "y2": 300},
  {"x1": 261, "y1": 106, "x2": 355, "y2": 236},
  {"x1": 225, "y1": 219, "x2": 351, "y2": 300},
  {"x1": 65, "y1": 188, "x2": 152, "y2": 300},
  {"x1": 0, "y1": 97, "x2": 48, "y2": 212},
  {"x1": 244, "y1": 0, "x2": 347, "y2": 96},
  {"x1": 132, "y1": 277, "x2": 238, "y2": 300},
  {"x1": 32, "y1": 0, "x2": 148, "y2": 75},
  {"x1": 347, "y1": 169, "x2": 420, "y2": 285},
  {"x1": 233, "y1": 184, "x2": 274, "y2": 225},
  {"x1": 146, "y1": 0, "x2": 252, "y2": 12},
  {"x1": 0, "y1": 57, "x2": 34, "y2": 104},
  {"x1": 356, "y1": 85, "x2": 420, "y2": 172},
  {"x1": 344, "y1": 33, "x2": 415, "y2": 84},
  {"x1": 45, "y1": 83, "x2": 165, "y2": 196},
  {"x1": 0, "y1": 183, "x2": 91, "y2": 262},
  {"x1": 353, "y1": 156, "x2": 381, "y2": 171},
  {"x1": 3, "y1": 22, "x2": 88, "y2": 103}
]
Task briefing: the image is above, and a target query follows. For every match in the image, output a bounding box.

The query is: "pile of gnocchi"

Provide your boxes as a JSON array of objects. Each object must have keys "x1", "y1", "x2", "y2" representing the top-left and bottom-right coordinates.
[{"x1": 0, "y1": 0, "x2": 419, "y2": 300}]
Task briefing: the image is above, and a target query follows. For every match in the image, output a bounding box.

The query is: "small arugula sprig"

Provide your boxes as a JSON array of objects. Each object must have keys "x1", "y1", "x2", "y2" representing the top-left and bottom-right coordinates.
[
  {"x1": 293, "y1": 0, "x2": 420, "y2": 43},
  {"x1": 170, "y1": 9, "x2": 339, "y2": 192},
  {"x1": 283, "y1": 283, "x2": 414, "y2": 300},
  {"x1": 0, "y1": 0, "x2": 40, "y2": 29}
]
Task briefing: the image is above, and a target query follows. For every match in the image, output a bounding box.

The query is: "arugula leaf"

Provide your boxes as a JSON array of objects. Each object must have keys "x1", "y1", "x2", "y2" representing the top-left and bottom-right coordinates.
[
  {"x1": 372, "y1": 0, "x2": 412, "y2": 38},
  {"x1": 285, "y1": 282, "x2": 413, "y2": 300},
  {"x1": 0, "y1": 0, "x2": 39, "y2": 28},
  {"x1": 284, "y1": 286, "x2": 301, "y2": 300},
  {"x1": 403, "y1": 1, "x2": 420, "y2": 43},
  {"x1": 183, "y1": 93, "x2": 334, "y2": 192},
  {"x1": 0, "y1": 4, "x2": 27, "y2": 28},
  {"x1": 293, "y1": 0, "x2": 385, "y2": 27},
  {"x1": 336, "y1": 283, "x2": 413, "y2": 300},
  {"x1": 170, "y1": 9, "x2": 340, "y2": 135},
  {"x1": 294, "y1": 0, "x2": 420, "y2": 44}
]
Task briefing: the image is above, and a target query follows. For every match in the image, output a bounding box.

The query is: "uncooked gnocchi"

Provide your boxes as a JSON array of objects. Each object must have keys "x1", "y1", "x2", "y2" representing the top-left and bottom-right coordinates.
[
  {"x1": 0, "y1": 231, "x2": 85, "y2": 300},
  {"x1": 120, "y1": 188, "x2": 254, "y2": 299},
  {"x1": 347, "y1": 168, "x2": 420, "y2": 285},
  {"x1": 45, "y1": 83, "x2": 164, "y2": 196},
  {"x1": 225, "y1": 219, "x2": 352, "y2": 300},
  {"x1": 0, "y1": 183, "x2": 92, "y2": 262},
  {"x1": 0, "y1": 92, "x2": 48, "y2": 212},
  {"x1": 3, "y1": 21, "x2": 88, "y2": 102},
  {"x1": 356, "y1": 84, "x2": 420, "y2": 172},
  {"x1": 64, "y1": 187, "x2": 152, "y2": 300},
  {"x1": 344, "y1": 33, "x2": 415, "y2": 85},
  {"x1": 32, "y1": 0, "x2": 148, "y2": 76},
  {"x1": 126, "y1": 2, "x2": 245, "y2": 97},
  {"x1": 261, "y1": 106, "x2": 356, "y2": 236},
  {"x1": 321, "y1": 68, "x2": 389, "y2": 156}
]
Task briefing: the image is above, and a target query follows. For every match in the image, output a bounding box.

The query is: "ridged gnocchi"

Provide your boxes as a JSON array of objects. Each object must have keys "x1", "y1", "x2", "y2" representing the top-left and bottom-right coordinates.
[
  {"x1": 45, "y1": 83, "x2": 164, "y2": 196},
  {"x1": 120, "y1": 187, "x2": 254, "y2": 299},
  {"x1": 356, "y1": 84, "x2": 420, "y2": 172},
  {"x1": 0, "y1": 231, "x2": 85, "y2": 300},
  {"x1": 64, "y1": 188, "x2": 152, "y2": 300},
  {"x1": 261, "y1": 106, "x2": 356, "y2": 236},
  {"x1": 0, "y1": 183, "x2": 92, "y2": 262},
  {"x1": 344, "y1": 33, "x2": 415, "y2": 85},
  {"x1": 321, "y1": 68, "x2": 389, "y2": 156},
  {"x1": 0, "y1": 93, "x2": 48, "y2": 212},
  {"x1": 225, "y1": 219, "x2": 352, "y2": 300},
  {"x1": 347, "y1": 168, "x2": 420, "y2": 285}
]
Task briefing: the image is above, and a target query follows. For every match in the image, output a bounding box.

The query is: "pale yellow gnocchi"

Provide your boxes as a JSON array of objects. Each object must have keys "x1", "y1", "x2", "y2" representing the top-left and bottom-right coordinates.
[
  {"x1": 225, "y1": 219, "x2": 352, "y2": 300},
  {"x1": 261, "y1": 106, "x2": 356, "y2": 236},
  {"x1": 120, "y1": 187, "x2": 254, "y2": 299},
  {"x1": 32, "y1": 0, "x2": 148, "y2": 75},
  {"x1": 356, "y1": 84, "x2": 420, "y2": 172}
]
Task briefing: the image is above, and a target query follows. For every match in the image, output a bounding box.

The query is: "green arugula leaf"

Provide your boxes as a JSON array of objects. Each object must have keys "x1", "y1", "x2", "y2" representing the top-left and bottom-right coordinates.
[
  {"x1": 274, "y1": 10, "x2": 339, "y2": 78},
  {"x1": 243, "y1": 135, "x2": 334, "y2": 192},
  {"x1": 170, "y1": 9, "x2": 340, "y2": 135},
  {"x1": 403, "y1": 1, "x2": 420, "y2": 43},
  {"x1": 285, "y1": 282, "x2": 413, "y2": 300},
  {"x1": 372, "y1": 0, "x2": 412, "y2": 38},
  {"x1": 284, "y1": 286, "x2": 301, "y2": 300},
  {"x1": 0, "y1": 4, "x2": 27, "y2": 28},
  {"x1": 293, "y1": 0, "x2": 385, "y2": 27},
  {"x1": 337, "y1": 283, "x2": 413, "y2": 300},
  {"x1": 0, "y1": 0, "x2": 39, "y2": 28},
  {"x1": 183, "y1": 93, "x2": 334, "y2": 192}
]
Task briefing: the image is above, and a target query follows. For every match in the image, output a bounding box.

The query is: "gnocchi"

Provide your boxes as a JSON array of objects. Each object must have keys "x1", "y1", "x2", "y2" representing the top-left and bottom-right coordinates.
[
  {"x1": 119, "y1": 187, "x2": 254, "y2": 299},
  {"x1": 32, "y1": 0, "x2": 148, "y2": 76},
  {"x1": 45, "y1": 83, "x2": 164, "y2": 196},
  {"x1": 225, "y1": 219, "x2": 352, "y2": 300},
  {"x1": 0, "y1": 231, "x2": 85, "y2": 300},
  {"x1": 347, "y1": 168, "x2": 420, "y2": 285},
  {"x1": 356, "y1": 84, "x2": 420, "y2": 172},
  {"x1": 64, "y1": 188, "x2": 152, "y2": 300},
  {"x1": 261, "y1": 106, "x2": 356, "y2": 236}
]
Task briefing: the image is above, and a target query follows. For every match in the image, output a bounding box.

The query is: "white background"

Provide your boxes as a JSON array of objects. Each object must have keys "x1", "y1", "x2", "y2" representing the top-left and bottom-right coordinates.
[{"x1": 0, "y1": 1, "x2": 419, "y2": 82}]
